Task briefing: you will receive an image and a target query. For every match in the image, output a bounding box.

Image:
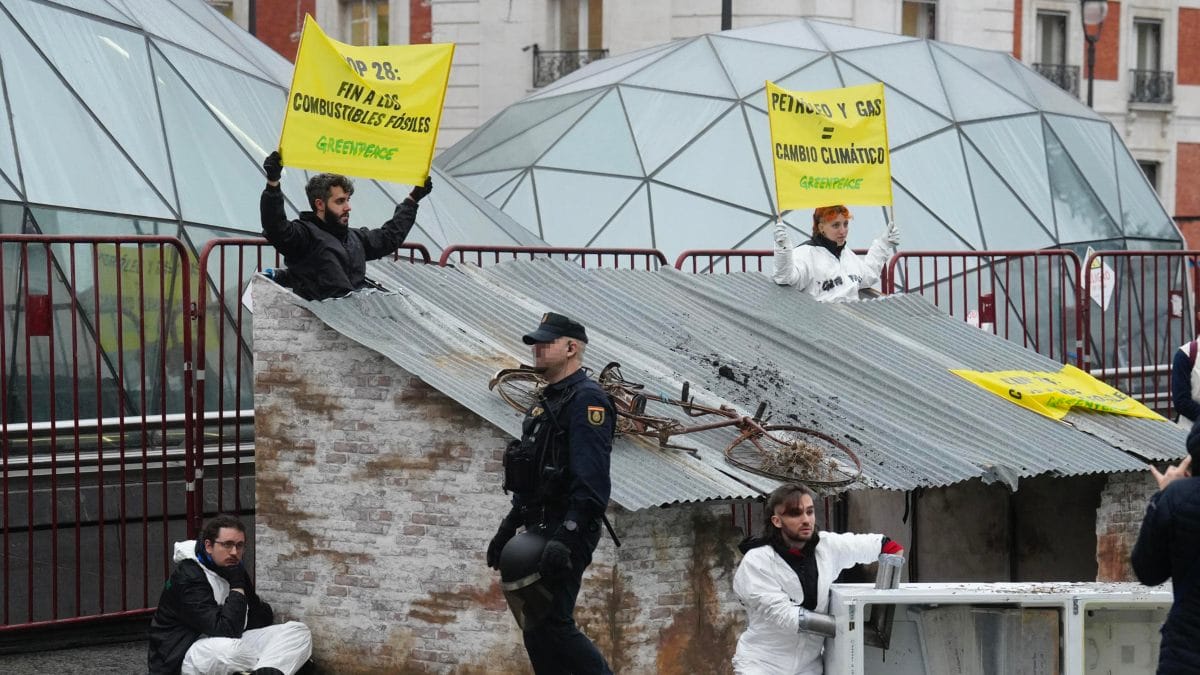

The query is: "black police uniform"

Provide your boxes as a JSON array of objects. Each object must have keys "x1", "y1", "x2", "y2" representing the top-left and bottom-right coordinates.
[{"x1": 502, "y1": 365, "x2": 615, "y2": 674}]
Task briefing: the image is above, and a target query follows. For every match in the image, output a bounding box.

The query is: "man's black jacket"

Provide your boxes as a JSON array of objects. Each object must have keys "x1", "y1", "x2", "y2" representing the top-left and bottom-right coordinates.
[
  {"x1": 260, "y1": 185, "x2": 418, "y2": 301},
  {"x1": 147, "y1": 558, "x2": 274, "y2": 674},
  {"x1": 1132, "y1": 475, "x2": 1200, "y2": 673}
]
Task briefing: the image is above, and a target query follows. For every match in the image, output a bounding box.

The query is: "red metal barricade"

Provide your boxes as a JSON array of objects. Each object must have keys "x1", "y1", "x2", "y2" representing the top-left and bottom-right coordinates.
[
  {"x1": 883, "y1": 250, "x2": 1083, "y2": 366},
  {"x1": 675, "y1": 249, "x2": 772, "y2": 273},
  {"x1": 2, "y1": 234, "x2": 1194, "y2": 634},
  {"x1": 0, "y1": 234, "x2": 192, "y2": 631},
  {"x1": 673, "y1": 248, "x2": 869, "y2": 273},
  {"x1": 192, "y1": 238, "x2": 279, "y2": 537},
  {"x1": 438, "y1": 244, "x2": 668, "y2": 269},
  {"x1": 191, "y1": 239, "x2": 431, "y2": 534},
  {"x1": 1081, "y1": 250, "x2": 1200, "y2": 417}
]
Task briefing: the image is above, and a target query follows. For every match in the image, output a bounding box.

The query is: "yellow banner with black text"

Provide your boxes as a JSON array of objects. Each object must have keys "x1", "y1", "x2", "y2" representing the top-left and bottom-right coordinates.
[
  {"x1": 765, "y1": 81, "x2": 893, "y2": 210},
  {"x1": 950, "y1": 364, "x2": 1166, "y2": 421},
  {"x1": 279, "y1": 15, "x2": 453, "y2": 185}
]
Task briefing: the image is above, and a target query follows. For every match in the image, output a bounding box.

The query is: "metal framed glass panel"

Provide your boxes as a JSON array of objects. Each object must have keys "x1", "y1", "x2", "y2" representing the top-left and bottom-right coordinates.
[
  {"x1": 655, "y1": 107, "x2": 771, "y2": 214},
  {"x1": 16, "y1": 2, "x2": 175, "y2": 198},
  {"x1": 587, "y1": 184, "x2": 653, "y2": 249},
  {"x1": 625, "y1": 37, "x2": 736, "y2": 99},
  {"x1": 838, "y1": 41, "x2": 952, "y2": 118},
  {"x1": 962, "y1": 117, "x2": 1053, "y2": 219},
  {"x1": 891, "y1": 129, "x2": 982, "y2": 247},
  {"x1": 710, "y1": 36, "x2": 824, "y2": 99},
  {"x1": 0, "y1": 10, "x2": 174, "y2": 218},
  {"x1": 532, "y1": 169, "x2": 640, "y2": 247},
  {"x1": 620, "y1": 88, "x2": 733, "y2": 174},
  {"x1": 540, "y1": 90, "x2": 643, "y2": 176}
]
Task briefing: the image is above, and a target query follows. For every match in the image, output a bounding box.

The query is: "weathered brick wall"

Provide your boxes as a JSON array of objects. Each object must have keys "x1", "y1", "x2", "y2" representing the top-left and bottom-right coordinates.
[
  {"x1": 1096, "y1": 471, "x2": 1157, "y2": 582},
  {"x1": 252, "y1": 280, "x2": 745, "y2": 674}
]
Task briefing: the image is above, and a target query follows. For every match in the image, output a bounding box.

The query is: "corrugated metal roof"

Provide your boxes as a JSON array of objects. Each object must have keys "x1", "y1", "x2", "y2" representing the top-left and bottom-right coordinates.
[{"x1": 271, "y1": 258, "x2": 1184, "y2": 509}]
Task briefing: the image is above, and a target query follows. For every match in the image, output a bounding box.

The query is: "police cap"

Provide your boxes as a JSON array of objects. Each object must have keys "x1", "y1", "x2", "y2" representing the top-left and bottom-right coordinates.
[{"x1": 522, "y1": 312, "x2": 588, "y2": 345}]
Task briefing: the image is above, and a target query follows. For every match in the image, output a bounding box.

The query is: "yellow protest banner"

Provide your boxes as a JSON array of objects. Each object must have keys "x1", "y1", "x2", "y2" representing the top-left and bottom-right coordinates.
[
  {"x1": 950, "y1": 364, "x2": 1166, "y2": 422},
  {"x1": 765, "y1": 81, "x2": 893, "y2": 210},
  {"x1": 280, "y1": 15, "x2": 454, "y2": 185}
]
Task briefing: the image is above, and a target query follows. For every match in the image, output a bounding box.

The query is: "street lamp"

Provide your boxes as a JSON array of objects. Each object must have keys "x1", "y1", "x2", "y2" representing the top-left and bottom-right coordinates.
[{"x1": 1081, "y1": 0, "x2": 1108, "y2": 107}]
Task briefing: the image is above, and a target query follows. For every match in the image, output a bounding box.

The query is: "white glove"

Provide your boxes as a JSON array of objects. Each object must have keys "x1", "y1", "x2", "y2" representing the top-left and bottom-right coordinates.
[
  {"x1": 883, "y1": 220, "x2": 900, "y2": 247},
  {"x1": 773, "y1": 223, "x2": 793, "y2": 249}
]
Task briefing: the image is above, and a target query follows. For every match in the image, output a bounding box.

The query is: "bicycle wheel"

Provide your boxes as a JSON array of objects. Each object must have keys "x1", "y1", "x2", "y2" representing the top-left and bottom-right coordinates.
[
  {"x1": 724, "y1": 425, "x2": 862, "y2": 487},
  {"x1": 489, "y1": 369, "x2": 546, "y2": 413}
]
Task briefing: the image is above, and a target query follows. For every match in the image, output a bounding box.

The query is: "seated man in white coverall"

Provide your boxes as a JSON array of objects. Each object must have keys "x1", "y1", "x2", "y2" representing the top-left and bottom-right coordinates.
[
  {"x1": 732, "y1": 483, "x2": 903, "y2": 675},
  {"x1": 772, "y1": 205, "x2": 899, "y2": 302},
  {"x1": 148, "y1": 515, "x2": 312, "y2": 675}
]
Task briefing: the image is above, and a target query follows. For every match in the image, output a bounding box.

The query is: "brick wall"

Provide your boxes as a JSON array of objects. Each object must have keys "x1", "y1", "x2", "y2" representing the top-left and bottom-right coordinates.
[
  {"x1": 410, "y1": 0, "x2": 432, "y2": 44},
  {"x1": 1177, "y1": 143, "x2": 1200, "y2": 225},
  {"x1": 251, "y1": 279, "x2": 745, "y2": 673},
  {"x1": 1011, "y1": 0, "x2": 1022, "y2": 59},
  {"x1": 1083, "y1": 1, "x2": 1120, "y2": 82},
  {"x1": 1095, "y1": 472, "x2": 1157, "y2": 582},
  {"x1": 1179, "y1": 8, "x2": 1200, "y2": 86},
  {"x1": 254, "y1": 0, "x2": 314, "y2": 62}
]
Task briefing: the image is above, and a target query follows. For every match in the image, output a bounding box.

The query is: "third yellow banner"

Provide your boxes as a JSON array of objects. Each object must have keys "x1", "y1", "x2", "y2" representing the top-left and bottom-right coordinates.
[
  {"x1": 950, "y1": 364, "x2": 1166, "y2": 422},
  {"x1": 765, "y1": 81, "x2": 892, "y2": 211}
]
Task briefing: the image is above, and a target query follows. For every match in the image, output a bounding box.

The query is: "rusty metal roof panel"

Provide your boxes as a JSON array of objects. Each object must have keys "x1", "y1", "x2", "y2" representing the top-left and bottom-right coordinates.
[{"x1": 274, "y1": 258, "x2": 1182, "y2": 506}]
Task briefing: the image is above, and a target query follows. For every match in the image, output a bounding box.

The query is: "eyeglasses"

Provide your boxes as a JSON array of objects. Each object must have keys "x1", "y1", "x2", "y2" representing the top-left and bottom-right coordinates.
[{"x1": 213, "y1": 540, "x2": 246, "y2": 551}]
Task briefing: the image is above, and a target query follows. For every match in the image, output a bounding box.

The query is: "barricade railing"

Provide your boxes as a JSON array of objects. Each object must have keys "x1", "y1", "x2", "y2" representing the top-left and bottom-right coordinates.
[
  {"x1": 2, "y1": 236, "x2": 1194, "y2": 632},
  {"x1": 193, "y1": 238, "x2": 279, "y2": 537},
  {"x1": 673, "y1": 248, "x2": 868, "y2": 274},
  {"x1": 884, "y1": 250, "x2": 1083, "y2": 366},
  {"x1": 438, "y1": 244, "x2": 668, "y2": 269},
  {"x1": 1081, "y1": 250, "x2": 1200, "y2": 418},
  {"x1": 0, "y1": 234, "x2": 192, "y2": 631},
  {"x1": 675, "y1": 249, "x2": 772, "y2": 273},
  {"x1": 191, "y1": 239, "x2": 431, "y2": 534}
]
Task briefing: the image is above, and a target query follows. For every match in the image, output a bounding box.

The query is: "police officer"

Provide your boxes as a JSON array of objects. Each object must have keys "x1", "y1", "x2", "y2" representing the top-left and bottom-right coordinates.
[{"x1": 487, "y1": 312, "x2": 615, "y2": 674}]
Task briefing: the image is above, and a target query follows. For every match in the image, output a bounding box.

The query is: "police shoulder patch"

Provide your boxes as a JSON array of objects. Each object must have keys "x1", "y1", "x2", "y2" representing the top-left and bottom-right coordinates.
[{"x1": 587, "y1": 406, "x2": 605, "y2": 425}]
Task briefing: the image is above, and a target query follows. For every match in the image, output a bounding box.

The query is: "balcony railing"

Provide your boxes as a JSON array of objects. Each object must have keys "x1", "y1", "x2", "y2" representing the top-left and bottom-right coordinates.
[
  {"x1": 1032, "y1": 63, "x2": 1079, "y2": 97},
  {"x1": 1129, "y1": 69, "x2": 1174, "y2": 104},
  {"x1": 531, "y1": 44, "x2": 608, "y2": 88}
]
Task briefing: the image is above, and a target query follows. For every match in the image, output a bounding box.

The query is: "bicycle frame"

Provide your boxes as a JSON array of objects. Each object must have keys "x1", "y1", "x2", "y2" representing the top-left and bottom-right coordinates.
[{"x1": 490, "y1": 363, "x2": 863, "y2": 486}]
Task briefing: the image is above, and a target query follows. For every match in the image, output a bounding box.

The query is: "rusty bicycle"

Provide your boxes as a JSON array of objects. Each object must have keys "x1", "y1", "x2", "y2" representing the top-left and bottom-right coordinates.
[{"x1": 488, "y1": 362, "x2": 862, "y2": 487}]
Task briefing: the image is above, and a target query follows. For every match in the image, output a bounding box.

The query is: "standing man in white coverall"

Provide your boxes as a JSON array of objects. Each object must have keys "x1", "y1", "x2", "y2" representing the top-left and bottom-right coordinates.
[{"x1": 732, "y1": 483, "x2": 903, "y2": 674}]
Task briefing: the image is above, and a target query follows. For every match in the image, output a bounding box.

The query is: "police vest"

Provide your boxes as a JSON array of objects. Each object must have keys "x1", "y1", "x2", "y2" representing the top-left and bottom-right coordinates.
[{"x1": 502, "y1": 382, "x2": 581, "y2": 506}]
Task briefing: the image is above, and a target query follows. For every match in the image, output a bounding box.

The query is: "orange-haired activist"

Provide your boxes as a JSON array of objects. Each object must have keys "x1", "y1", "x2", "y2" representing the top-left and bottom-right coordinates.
[{"x1": 772, "y1": 205, "x2": 899, "y2": 302}]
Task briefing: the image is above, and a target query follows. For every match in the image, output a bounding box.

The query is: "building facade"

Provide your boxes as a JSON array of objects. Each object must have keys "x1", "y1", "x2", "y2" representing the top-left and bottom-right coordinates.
[{"x1": 213, "y1": 0, "x2": 1198, "y2": 229}]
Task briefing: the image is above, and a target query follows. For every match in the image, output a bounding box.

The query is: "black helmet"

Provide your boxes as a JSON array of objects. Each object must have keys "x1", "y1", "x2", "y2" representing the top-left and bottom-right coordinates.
[
  {"x1": 499, "y1": 531, "x2": 546, "y2": 587},
  {"x1": 498, "y1": 531, "x2": 552, "y2": 630}
]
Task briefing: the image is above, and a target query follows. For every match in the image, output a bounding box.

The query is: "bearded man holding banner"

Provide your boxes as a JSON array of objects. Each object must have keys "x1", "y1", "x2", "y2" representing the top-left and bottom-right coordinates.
[
  {"x1": 263, "y1": 15, "x2": 453, "y2": 301},
  {"x1": 259, "y1": 150, "x2": 432, "y2": 301}
]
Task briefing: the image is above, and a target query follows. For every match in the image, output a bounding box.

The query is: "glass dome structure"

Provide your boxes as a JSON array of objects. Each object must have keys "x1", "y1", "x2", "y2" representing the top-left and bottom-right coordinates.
[
  {"x1": 438, "y1": 19, "x2": 1181, "y2": 260},
  {"x1": 0, "y1": 0, "x2": 540, "y2": 423}
]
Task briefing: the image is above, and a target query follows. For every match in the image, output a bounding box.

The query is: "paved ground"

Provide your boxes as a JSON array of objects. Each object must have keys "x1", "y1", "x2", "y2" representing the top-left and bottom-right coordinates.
[{"x1": 0, "y1": 640, "x2": 147, "y2": 673}]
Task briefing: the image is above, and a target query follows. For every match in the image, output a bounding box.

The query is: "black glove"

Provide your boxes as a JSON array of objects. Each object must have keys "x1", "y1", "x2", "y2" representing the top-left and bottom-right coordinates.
[
  {"x1": 539, "y1": 538, "x2": 572, "y2": 578},
  {"x1": 263, "y1": 151, "x2": 283, "y2": 182},
  {"x1": 219, "y1": 563, "x2": 250, "y2": 591},
  {"x1": 487, "y1": 524, "x2": 516, "y2": 570},
  {"x1": 408, "y1": 176, "x2": 433, "y2": 203}
]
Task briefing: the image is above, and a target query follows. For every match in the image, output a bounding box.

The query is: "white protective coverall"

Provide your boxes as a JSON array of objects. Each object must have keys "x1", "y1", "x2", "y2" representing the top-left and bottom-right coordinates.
[
  {"x1": 173, "y1": 541, "x2": 313, "y2": 675},
  {"x1": 732, "y1": 532, "x2": 885, "y2": 675},
  {"x1": 772, "y1": 235, "x2": 894, "y2": 302}
]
